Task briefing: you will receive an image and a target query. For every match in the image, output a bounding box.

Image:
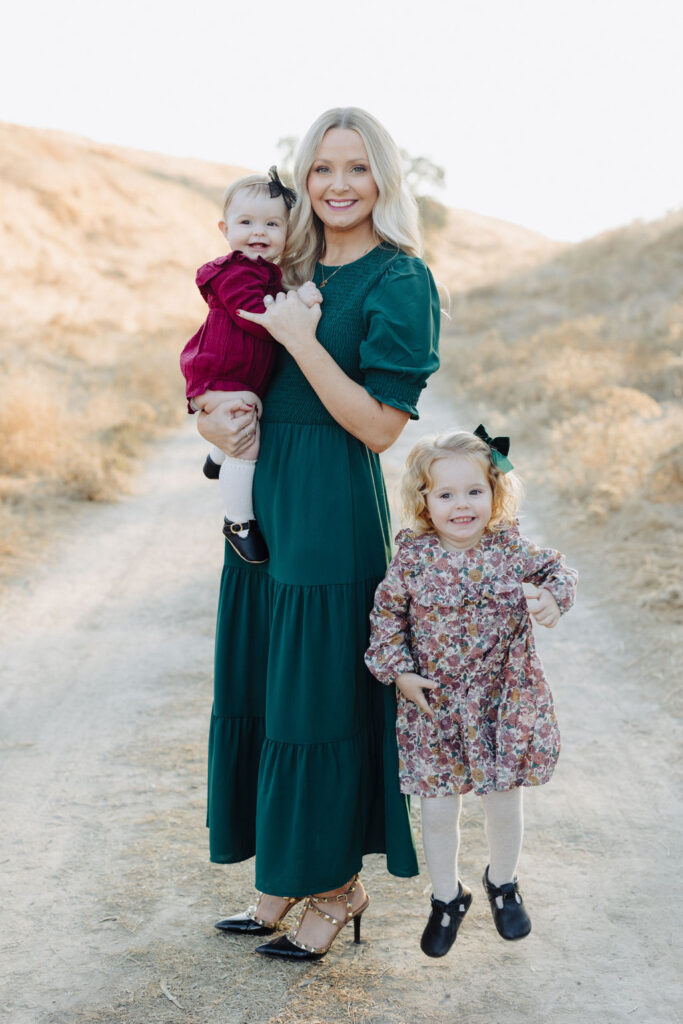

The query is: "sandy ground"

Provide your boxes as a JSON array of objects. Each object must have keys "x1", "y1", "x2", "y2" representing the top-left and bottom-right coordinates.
[{"x1": 1, "y1": 389, "x2": 681, "y2": 1024}]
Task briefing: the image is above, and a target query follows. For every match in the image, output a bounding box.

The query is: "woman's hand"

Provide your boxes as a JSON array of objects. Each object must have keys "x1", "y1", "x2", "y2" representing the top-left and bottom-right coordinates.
[
  {"x1": 395, "y1": 672, "x2": 437, "y2": 718},
  {"x1": 238, "y1": 290, "x2": 321, "y2": 353},
  {"x1": 197, "y1": 399, "x2": 258, "y2": 458},
  {"x1": 524, "y1": 584, "x2": 561, "y2": 628}
]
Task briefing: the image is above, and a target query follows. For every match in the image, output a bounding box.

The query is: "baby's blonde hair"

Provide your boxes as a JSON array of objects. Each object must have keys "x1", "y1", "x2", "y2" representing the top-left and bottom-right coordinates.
[
  {"x1": 400, "y1": 430, "x2": 523, "y2": 535},
  {"x1": 220, "y1": 174, "x2": 289, "y2": 222}
]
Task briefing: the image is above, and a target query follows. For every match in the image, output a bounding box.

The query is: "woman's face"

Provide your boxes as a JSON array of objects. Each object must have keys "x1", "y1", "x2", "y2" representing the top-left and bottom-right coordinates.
[{"x1": 307, "y1": 128, "x2": 379, "y2": 234}]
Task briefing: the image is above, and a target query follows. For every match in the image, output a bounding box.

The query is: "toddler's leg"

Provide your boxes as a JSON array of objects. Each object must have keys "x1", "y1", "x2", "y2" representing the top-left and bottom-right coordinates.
[
  {"x1": 480, "y1": 788, "x2": 531, "y2": 940},
  {"x1": 419, "y1": 795, "x2": 472, "y2": 958},
  {"x1": 421, "y1": 795, "x2": 462, "y2": 903},
  {"x1": 481, "y1": 788, "x2": 524, "y2": 886}
]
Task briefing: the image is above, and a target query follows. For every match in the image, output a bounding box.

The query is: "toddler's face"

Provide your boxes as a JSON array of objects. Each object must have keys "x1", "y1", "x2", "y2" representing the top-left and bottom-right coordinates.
[
  {"x1": 425, "y1": 454, "x2": 493, "y2": 552},
  {"x1": 220, "y1": 189, "x2": 288, "y2": 261}
]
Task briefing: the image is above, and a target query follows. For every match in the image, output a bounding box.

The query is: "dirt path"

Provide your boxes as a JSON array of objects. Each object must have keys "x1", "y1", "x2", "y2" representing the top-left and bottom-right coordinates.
[{"x1": 1, "y1": 391, "x2": 681, "y2": 1024}]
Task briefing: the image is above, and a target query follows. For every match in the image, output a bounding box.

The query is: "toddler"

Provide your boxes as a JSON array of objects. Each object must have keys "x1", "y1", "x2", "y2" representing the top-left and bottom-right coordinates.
[
  {"x1": 365, "y1": 426, "x2": 577, "y2": 956},
  {"x1": 180, "y1": 168, "x2": 321, "y2": 563}
]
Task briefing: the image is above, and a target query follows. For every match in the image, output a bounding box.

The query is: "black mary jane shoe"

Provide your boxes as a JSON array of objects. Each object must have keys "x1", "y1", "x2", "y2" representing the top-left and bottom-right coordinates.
[
  {"x1": 203, "y1": 454, "x2": 221, "y2": 479},
  {"x1": 223, "y1": 518, "x2": 269, "y2": 564},
  {"x1": 482, "y1": 866, "x2": 532, "y2": 940},
  {"x1": 214, "y1": 911, "x2": 275, "y2": 936},
  {"x1": 420, "y1": 884, "x2": 472, "y2": 958}
]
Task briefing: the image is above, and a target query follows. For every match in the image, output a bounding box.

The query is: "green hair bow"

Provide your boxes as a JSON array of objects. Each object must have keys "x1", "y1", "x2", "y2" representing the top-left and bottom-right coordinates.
[{"x1": 474, "y1": 424, "x2": 514, "y2": 473}]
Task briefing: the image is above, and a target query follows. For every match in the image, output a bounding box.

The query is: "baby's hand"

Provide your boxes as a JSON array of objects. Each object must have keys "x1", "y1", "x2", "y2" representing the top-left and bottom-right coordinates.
[
  {"x1": 525, "y1": 584, "x2": 561, "y2": 628},
  {"x1": 297, "y1": 281, "x2": 323, "y2": 308},
  {"x1": 395, "y1": 671, "x2": 437, "y2": 718}
]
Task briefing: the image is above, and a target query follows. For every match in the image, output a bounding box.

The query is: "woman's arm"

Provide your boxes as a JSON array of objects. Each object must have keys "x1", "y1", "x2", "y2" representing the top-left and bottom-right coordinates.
[{"x1": 238, "y1": 292, "x2": 409, "y2": 452}]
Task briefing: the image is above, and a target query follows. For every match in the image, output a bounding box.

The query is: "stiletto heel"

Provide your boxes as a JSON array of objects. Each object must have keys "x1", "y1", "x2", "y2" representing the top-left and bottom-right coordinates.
[{"x1": 255, "y1": 874, "x2": 369, "y2": 961}]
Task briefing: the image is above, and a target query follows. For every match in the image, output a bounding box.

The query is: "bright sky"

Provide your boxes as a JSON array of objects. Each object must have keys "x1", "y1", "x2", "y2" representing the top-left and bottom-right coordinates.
[{"x1": 2, "y1": 0, "x2": 681, "y2": 241}]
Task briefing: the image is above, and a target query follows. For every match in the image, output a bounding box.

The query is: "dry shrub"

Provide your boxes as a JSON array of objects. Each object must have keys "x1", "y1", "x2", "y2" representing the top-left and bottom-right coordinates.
[
  {"x1": 549, "y1": 386, "x2": 679, "y2": 515},
  {"x1": 0, "y1": 370, "x2": 70, "y2": 475},
  {"x1": 646, "y1": 439, "x2": 683, "y2": 505}
]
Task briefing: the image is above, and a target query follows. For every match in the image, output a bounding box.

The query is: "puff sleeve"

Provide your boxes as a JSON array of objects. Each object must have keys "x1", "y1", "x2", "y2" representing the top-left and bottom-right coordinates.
[{"x1": 359, "y1": 255, "x2": 440, "y2": 419}]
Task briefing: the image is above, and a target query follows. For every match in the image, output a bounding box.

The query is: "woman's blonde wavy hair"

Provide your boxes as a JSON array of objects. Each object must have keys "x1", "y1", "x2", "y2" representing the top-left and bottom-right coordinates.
[
  {"x1": 280, "y1": 107, "x2": 421, "y2": 287},
  {"x1": 400, "y1": 430, "x2": 524, "y2": 536}
]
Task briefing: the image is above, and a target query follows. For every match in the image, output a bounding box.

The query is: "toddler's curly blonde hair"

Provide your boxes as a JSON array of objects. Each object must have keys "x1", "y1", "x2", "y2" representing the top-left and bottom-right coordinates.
[{"x1": 400, "y1": 429, "x2": 523, "y2": 535}]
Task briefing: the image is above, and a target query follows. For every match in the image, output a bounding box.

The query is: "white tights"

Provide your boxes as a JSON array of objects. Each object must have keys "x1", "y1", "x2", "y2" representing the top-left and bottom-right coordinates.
[{"x1": 420, "y1": 789, "x2": 524, "y2": 903}]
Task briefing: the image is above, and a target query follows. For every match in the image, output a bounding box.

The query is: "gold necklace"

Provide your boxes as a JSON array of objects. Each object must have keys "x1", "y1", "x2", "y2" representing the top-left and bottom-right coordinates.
[{"x1": 318, "y1": 243, "x2": 375, "y2": 288}]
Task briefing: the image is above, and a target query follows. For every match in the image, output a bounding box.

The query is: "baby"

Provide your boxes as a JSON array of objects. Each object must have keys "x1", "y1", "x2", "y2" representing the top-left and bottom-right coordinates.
[{"x1": 180, "y1": 169, "x2": 321, "y2": 563}]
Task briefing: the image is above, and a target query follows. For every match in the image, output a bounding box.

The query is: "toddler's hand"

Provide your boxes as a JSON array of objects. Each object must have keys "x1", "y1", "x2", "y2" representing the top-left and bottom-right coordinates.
[
  {"x1": 297, "y1": 281, "x2": 323, "y2": 308},
  {"x1": 525, "y1": 584, "x2": 561, "y2": 628},
  {"x1": 395, "y1": 671, "x2": 437, "y2": 718}
]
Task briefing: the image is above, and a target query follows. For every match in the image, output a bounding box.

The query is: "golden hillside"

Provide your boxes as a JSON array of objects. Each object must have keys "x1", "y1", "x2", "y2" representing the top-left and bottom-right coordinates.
[
  {"x1": 439, "y1": 209, "x2": 683, "y2": 616},
  {"x1": 429, "y1": 205, "x2": 562, "y2": 294},
  {"x1": 0, "y1": 121, "x2": 559, "y2": 573},
  {"x1": 1, "y1": 120, "x2": 679, "y2": 617},
  {"x1": 0, "y1": 123, "x2": 252, "y2": 563}
]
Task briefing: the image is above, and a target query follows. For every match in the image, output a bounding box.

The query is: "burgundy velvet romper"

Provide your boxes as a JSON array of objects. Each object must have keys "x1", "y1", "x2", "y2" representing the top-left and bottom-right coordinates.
[{"x1": 180, "y1": 251, "x2": 282, "y2": 411}]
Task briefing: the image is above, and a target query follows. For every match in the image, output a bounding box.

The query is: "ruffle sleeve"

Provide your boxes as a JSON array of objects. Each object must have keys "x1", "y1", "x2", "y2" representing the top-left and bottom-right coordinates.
[
  {"x1": 359, "y1": 254, "x2": 440, "y2": 419},
  {"x1": 204, "y1": 253, "x2": 283, "y2": 343},
  {"x1": 365, "y1": 531, "x2": 417, "y2": 685},
  {"x1": 505, "y1": 523, "x2": 578, "y2": 615}
]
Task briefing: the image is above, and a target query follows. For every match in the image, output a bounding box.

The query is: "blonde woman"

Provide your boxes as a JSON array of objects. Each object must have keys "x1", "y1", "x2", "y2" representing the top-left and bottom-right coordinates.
[{"x1": 197, "y1": 107, "x2": 440, "y2": 961}]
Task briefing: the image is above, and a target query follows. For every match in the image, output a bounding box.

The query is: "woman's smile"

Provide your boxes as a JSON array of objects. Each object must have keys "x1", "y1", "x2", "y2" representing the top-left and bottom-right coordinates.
[{"x1": 307, "y1": 128, "x2": 379, "y2": 235}]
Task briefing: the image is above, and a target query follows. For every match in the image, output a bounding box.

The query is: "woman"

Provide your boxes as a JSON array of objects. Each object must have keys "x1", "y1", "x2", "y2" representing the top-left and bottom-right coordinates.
[{"x1": 197, "y1": 107, "x2": 440, "y2": 961}]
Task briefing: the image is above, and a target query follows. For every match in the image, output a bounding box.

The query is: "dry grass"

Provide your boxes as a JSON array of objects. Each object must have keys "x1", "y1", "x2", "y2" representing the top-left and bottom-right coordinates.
[
  {"x1": 2, "y1": 121, "x2": 681, "y2": 615},
  {"x1": 0, "y1": 122, "x2": 252, "y2": 576},
  {"x1": 0, "y1": 121, "x2": 569, "y2": 581},
  {"x1": 439, "y1": 209, "x2": 683, "y2": 618}
]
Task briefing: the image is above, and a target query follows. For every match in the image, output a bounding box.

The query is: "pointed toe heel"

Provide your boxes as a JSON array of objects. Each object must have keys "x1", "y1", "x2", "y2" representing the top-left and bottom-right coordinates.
[
  {"x1": 256, "y1": 875, "x2": 369, "y2": 962},
  {"x1": 215, "y1": 894, "x2": 301, "y2": 936}
]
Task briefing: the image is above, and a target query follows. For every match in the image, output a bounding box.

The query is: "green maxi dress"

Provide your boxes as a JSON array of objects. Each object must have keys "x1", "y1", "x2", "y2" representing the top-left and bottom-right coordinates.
[{"x1": 207, "y1": 244, "x2": 440, "y2": 896}]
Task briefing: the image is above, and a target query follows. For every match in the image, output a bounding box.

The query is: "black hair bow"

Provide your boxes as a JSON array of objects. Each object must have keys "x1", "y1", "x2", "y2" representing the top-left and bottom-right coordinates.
[
  {"x1": 268, "y1": 166, "x2": 297, "y2": 209},
  {"x1": 474, "y1": 424, "x2": 514, "y2": 473}
]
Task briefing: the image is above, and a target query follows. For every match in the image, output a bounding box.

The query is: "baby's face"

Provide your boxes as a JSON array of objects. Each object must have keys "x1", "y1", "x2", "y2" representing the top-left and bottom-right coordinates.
[{"x1": 220, "y1": 189, "x2": 288, "y2": 261}]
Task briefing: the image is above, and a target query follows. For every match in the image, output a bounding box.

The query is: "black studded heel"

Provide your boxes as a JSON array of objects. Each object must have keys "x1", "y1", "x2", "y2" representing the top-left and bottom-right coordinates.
[
  {"x1": 255, "y1": 874, "x2": 369, "y2": 961},
  {"x1": 215, "y1": 893, "x2": 302, "y2": 936}
]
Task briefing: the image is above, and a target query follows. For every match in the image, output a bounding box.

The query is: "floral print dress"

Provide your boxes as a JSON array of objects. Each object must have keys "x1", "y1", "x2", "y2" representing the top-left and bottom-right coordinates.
[{"x1": 364, "y1": 523, "x2": 578, "y2": 797}]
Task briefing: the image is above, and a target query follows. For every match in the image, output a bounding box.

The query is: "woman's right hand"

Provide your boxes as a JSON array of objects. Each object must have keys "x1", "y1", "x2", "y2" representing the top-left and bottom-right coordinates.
[{"x1": 197, "y1": 399, "x2": 258, "y2": 457}]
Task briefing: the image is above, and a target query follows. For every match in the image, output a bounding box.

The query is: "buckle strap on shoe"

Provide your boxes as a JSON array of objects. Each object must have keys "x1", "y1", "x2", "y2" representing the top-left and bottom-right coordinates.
[
  {"x1": 484, "y1": 874, "x2": 523, "y2": 909},
  {"x1": 248, "y1": 894, "x2": 301, "y2": 928},
  {"x1": 431, "y1": 885, "x2": 467, "y2": 918},
  {"x1": 284, "y1": 875, "x2": 361, "y2": 954}
]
